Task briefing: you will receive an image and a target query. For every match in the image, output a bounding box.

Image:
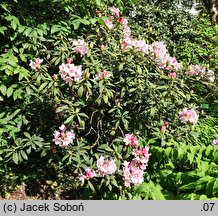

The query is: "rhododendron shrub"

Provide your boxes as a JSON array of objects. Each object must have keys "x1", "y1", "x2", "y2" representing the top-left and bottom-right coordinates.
[{"x1": 37, "y1": 8, "x2": 214, "y2": 195}]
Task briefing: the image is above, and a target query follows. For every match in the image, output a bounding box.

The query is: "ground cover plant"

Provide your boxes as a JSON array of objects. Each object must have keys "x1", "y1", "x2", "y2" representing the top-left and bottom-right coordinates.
[{"x1": 0, "y1": 0, "x2": 217, "y2": 199}]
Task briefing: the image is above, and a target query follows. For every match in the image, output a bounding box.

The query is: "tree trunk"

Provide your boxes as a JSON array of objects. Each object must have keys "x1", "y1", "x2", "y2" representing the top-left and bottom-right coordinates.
[{"x1": 202, "y1": 0, "x2": 218, "y2": 24}]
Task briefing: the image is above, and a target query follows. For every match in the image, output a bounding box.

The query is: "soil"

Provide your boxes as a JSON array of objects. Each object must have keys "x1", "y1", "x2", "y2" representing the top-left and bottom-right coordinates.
[
  {"x1": 0, "y1": 184, "x2": 58, "y2": 200},
  {"x1": 0, "y1": 181, "x2": 83, "y2": 200}
]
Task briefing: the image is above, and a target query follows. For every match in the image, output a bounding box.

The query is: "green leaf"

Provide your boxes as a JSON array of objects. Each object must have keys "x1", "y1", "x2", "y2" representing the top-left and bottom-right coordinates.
[
  {"x1": 0, "y1": 84, "x2": 7, "y2": 96},
  {"x1": 64, "y1": 115, "x2": 74, "y2": 124},
  {"x1": 7, "y1": 86, "x2": 14, "y2": 98},
  {"x1": 72, "y1": 20, "x2": 80, "y2": 30},
  {"x1": 51, "y1": 25, "x2": 61, "y2": 34},
  {"x1": 40, "y1": 150, "x2": 47, "y2": 157},
  {"x1": 78, "y1": 113, "x2": 88, "y2": 118},
  {"x1": 13, "y1": 88, "x2": 23, "y2": 100},
  {"x1": 20, "y1": 150, "x2": 28, "y2": 160},
  {"x1": 0, "y1": 26, "x2": 7, "y2": 35},
  {"x1": 118, "y1": 63, "x2": 124, "y2": 71},
  {"x1": 79, "y1": 18, "x2": 90, "y2": 25},
  {"x1": 212, "y1": 179, "x2": 218, "y2": 197},
  {"x1": 11, "y1": 20, "x2": 17, "y2": 30},
  {"x1": 187, "y1": 152, "x2": 195, "y2": 164},
  {"x1": 39, "y1": 82, "x2": 48, "y2": 91},
  {"x1": 137, "y1": 65, "x2": 142, "y2": 74},
  {"x1": 24, "y1": 132, "x2": 31, "y2": 139},
  {"x1": 150, "y1": 107, "x2": 156, "y2": 116},
  {"x1": 12, "y1": 152, "x2": 19, "y2": 164},
  {"x1": 103, "y1": 95, "x2": 108, "y2": 104},
  {"x1": 78, "y1": 85, "x2": 84, "y2": 97},
  {"x1": 206, "y1": 179, "x2": 215, "y2": 197},
  {"x1": 89, "y1": 18, "x2": 98, "y2": 25},
  {"x1": 179, "y1": 182, "x2": 196, "y2": 191},
  {"x1": 88, "y1": 180, "x2": 95, "y2": 192}
]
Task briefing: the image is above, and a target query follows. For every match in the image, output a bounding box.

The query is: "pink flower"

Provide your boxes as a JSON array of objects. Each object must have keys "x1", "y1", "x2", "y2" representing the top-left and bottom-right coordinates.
[
  {"x1": 102, "y1": 70, "x2": 110, "y2": 79},
  {"x1": 67, "y1": 58, "x2": 73, "y2": 63},
  {"x1": 151, "y1": 41, "x2": 167, "y2": 54},
  {"x1": 94, "y1": 70, "x2": 111, "y2": 80},
  {"x1": 121, "y1": 37, "x2": 132, "y2": 49},
  {"x1": 78, "y1": 174, "x2": 86, "y2": 184},
  {"x1": 122, "y1": 161, "x2": 144, "y2": 188},
  {"x1": 212, "y1": 139, "x2": 218, "y2": 146},
  {"x1": 97, "y1": 156, "x2": 117, "y2": 176},
  {"x1": 52, "y1": 74, "x2": 58, "y2": 80},
  {"x1": 53, "y1": 124, "x2": 75, "y2": 147},
  {"x1": 59, "y1": 62, "x2": 82, "y2": 83},
  {"x1": 131, "y1": 40, "x2": 151, "y2": 54},
  {"x1": 119, "y1": 17, "x2": 128, "y2": 26},
  {"x1": 187, "y1": 65, "x2": 215, "y2": 83},
  {"x1": 161, "y1": 121, "x2": 169, "y2": 134},
  {"x1": 96, "y1": 10, "x2": 102, "y2": 17},
  {"x1": 208, "y1": 76, "x2": 215, "y2": 83},
  {"x1": 104, "y1": 19, "x2": 113, "y2": 29},
  {"x1": 188, "y1": 65, "x2": 205, "y2": 76},
  {"x1": 85, "y1": 168, "x2": 96, "y2": 179},
  {"x1": 78, "y1": 168, "x2": 96, "y2": 183},
  {"x1": 29, "y1": 58, "x2": 43, "y2": 70},
  {"x1": 109, "y1": 6, "x2": 120, "y2": 17},
  {"x1": 100, "y1": 44, "x2": 105, "y2": 50},
  {"x1": 165, "y1": 57, "x2": 181, "y2": 71},
  {"x1": 161, "y1": 125, "x2": 167, "y2": 134},
  {"x1": 132, "y1": 146, "x2": 151, "y2": 165},
  {"x1": 206, "y1": 70, "x2": 215, "y2": 82},
  {"x1": 179, "y1": 108, "x2": 199, "y2": 124},
  {"x1": 72, "y1": 39, "x2": 89, "y2": 57},
  {"x1": 168, "y1": 72, "x2": 177, "y2": 79},
  {"x1": 123, "y1": 26, "x2": 131, "y2": 38},
  {"x1": 150, "y1": 41, "x2": 181, "y2": 71},
  {"x1": 124, "y1": 133, "x2": 139, "y2": 147}
]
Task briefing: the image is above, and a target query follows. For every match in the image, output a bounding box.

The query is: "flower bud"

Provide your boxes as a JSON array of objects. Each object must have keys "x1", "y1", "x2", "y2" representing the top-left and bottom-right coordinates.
[
  {"x1": 100, "y1": 44, "x2": 105, "y2": 50},
  {"x1": 86, "y1": 72, "x2": 90, "y2": 79},
  {"x1": 90, "y1": 42, "x2": 94, "y2": 49},
  {"x1": 96, "y1": 10, "x2": 102, "y2": 17},
  {"x1": 52, "y1": 74, "x2": 58, "y2": 80}
]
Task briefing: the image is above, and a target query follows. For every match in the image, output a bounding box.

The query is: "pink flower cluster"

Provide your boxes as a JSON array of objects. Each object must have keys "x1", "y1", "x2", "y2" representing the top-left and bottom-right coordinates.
[
  {"x1": 119, "y1": 17, "x2": 181, "y2": 72},
  {"x1": 59, "y1": 59, "x2": 82, "y2": 83},
  {"x1": 102, "y1": 7, "x2": 215, "y2": 84},
  {"x1": 104, "y1": 19, "x2": 113, "y2": 29},
  {"x1": 132, "y1": 146, "x2": 150, "y2": 169},
  {"x1": 94, "y1": 70, "x2": 111, "y2": 80},
  {"x1": 151, "y1": 41, "x2": 181, "y2": 71},
  {"x1": 72, "y1": 39, "x2": 89, "y2": 57},
  {"x1": 120, "y1": 17, "x2": 132, "y2": 50},
  {"x1": 78, "y1": 156, "x2": 117, "y2": 183},
  {"x1": 104, "y1": 7, "x2": 121, "y2": 29},
  {"x1": 124, "y1": 133, "x2": 139, "y2": 147},
  {"x1": 29, "y1": 58, "x2": 43, "y2": 70},
  {"x1": 123, "y1": 134, "x2": 150, "y2": 187},
  {"x1": 53, "y1": 124, "x2": 75, "y2": 147},
  {"x1": 168, "y1": 72, "x2": 177, "y2": 79},
  {"x1": 78, "y1": 168, "x2": 96, "y2": 184},
  {"x1": 212, "y1": 139, "x2": 218, "y2": 146},
  {"x1": 97, "y1": 156, "x2": 117, "y2": 176},
  {"x1": 131, "y1": 40, "x2": 151, "y2": 54},
  {"x1": 123, "y1": 161, "x2": 144, "y2": 187},
  {"x1": 109, "y1": 6, "x2": 120, "y2": 17},
  {"x1": 179, "y1": 108, "x2": 199, "y2": 124},
  {"x1": 187, "y1": 65, "x2": 215, "y2": 83}
]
